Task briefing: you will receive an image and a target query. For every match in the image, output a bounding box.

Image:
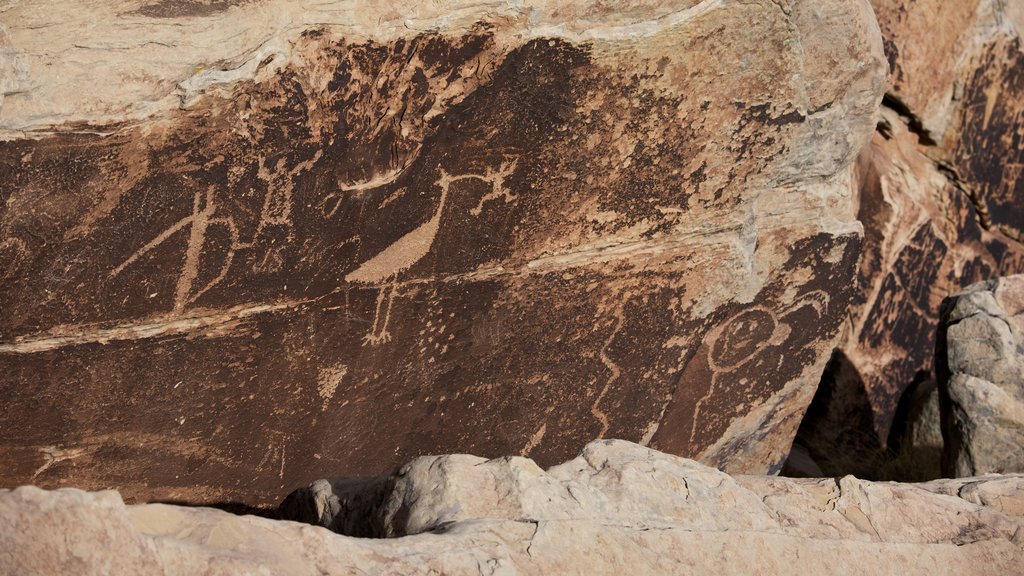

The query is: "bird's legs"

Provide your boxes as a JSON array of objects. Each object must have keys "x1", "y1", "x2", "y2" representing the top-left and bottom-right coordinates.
[{"x1": 362, "y1": 280, "x2": 397, "y2": 346}]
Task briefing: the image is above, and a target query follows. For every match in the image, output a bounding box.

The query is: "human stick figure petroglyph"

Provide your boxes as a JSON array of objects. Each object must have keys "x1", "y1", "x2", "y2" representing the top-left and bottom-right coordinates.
[
  {"x1": 686, "y1": 289, "x2": 830, "y2": 446},
  {"x1": 109, "y1": 186, "x2": 241, "y2": 312},
  {"x1": 345, "y1": 160, "x2": 517, "y2": 346},
  {"x1": 108, "y1": 155, "x2": 319, "y2": 311}
]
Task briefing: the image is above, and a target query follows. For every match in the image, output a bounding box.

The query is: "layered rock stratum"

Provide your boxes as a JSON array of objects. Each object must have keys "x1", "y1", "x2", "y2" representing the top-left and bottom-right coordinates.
[
  {"x1": 0, "y1": 0, "x2": 886, "y2": 504},
  {"x1": 2, "y1": 440, "x2": 1022, "y2": 575}
]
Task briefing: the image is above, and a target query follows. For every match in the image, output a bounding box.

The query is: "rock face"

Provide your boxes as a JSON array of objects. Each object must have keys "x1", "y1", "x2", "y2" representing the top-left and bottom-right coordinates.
[
  {"x1": 0, "y1": 0, "x2": 885, "y2": 504},
  {"x1": 793, "y1": 107, "x2": 1022, "y2": 478},
  {"x1": 938, "y1": 276, "x2": 1024, "y2": 477},
  {"x1": 799, "y1": 0, "x2": 1024, "y2": 473},
  {"x1": 2, "y1": 441, "x2": 1023, "y2": 575}
]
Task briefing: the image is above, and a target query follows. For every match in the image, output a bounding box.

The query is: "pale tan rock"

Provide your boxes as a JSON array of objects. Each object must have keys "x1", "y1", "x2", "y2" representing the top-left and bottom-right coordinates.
[
  {"x1": 939, "y1": 275, "x2": 1024, "y2": 477},
  {"x1": 0, "y1": 487, "x2": 164, "y2": 576},
  {"x1": 2, "y1": 441, "x2": 1023, "y2": 575},
  {"x1": 0, "y1": 0, "x2": 884, "y2": 142}
]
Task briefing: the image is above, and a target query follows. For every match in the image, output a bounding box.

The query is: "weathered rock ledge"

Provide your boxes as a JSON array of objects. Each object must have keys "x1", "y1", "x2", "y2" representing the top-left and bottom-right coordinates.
[{"x1": 2, "y1": 441, "x2": 1022, "y2": 575}]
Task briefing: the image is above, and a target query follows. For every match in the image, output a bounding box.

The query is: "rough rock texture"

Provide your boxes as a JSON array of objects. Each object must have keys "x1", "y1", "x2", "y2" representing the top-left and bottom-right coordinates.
[
  {"x1": 0, "y1": 0, "x2": 886, "y2": 504},
  {"x1": 938, "y1": 276, "x2": 1024, "y2": 477},
  {"x1": 799, "y1": 0, "x2": 1024, "y2": 472},
  {"x1": 1, "y1": 441, "x2": 1022, "y2": 575},
  {"x1": 889, "y1": 378, "x2": 944, "y2": 478},
  {"x1": 794, "y1": 107, "x2": 1023, "y2": 478}
]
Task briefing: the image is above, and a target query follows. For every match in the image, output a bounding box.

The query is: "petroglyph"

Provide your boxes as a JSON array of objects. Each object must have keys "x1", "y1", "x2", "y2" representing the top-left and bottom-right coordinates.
[
  {"x1": 520, "y1": 423, "x2": 547, "y2": 457},
  {"x1": 0, "y1": 0, "x2": 886, "y2": 504},
  {"x1": 253, "y1": 151, "x2": 322, "y2": 242},
  {"x1": 317, "y1": 364, "x2": 348, "y2": 411},
  {"x1": 345, "y1": 160, "x2": 518, "y2": 346},
  {"x1": 31, "y1": 446, "x2": 86, "y2": 479},
  {"x1": 469, "y1": 160, "x2": 518, "y2": 216},
  {"x1": 379, "y1": 187, "x2": 409, "y2": 210},
  {"x1": 109, "y1": 186, "x2": 242, "y2": 312},
  {"x1": 592, "y1": 304, "x2": 626, "y2": 438},
  {"x1": 107, "y1": 149, "x2": 325, "y2": 313},
  {"x1": 688, "y1": 292, "x2": 831, "y2": 447},
  {"x1": 338, "y1": 153, "x2": 419, "y2": 195},
  {"x1": 175, "y1": 188, "x2": 219, "y2": 311}
]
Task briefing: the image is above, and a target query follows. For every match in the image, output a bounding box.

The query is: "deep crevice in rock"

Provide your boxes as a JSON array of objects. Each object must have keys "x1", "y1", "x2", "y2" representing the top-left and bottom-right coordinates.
[
  {"x1": 934, "y1": 160, "x2": 994, "y2": 232},
  {"x1": 151, "y1": 499, "x2": 280, "y2": 519},
  {"x1": 880, "y1": 93, "x2": 938, "y2": 146}
]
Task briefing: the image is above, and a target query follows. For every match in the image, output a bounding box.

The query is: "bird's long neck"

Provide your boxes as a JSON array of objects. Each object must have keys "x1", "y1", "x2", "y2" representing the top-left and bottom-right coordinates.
[{"x1": 430, "y1": 183, "x2": 450, "y2": 225}]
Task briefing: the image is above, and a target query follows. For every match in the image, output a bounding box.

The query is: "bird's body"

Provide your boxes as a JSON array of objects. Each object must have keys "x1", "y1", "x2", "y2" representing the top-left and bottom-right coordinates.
[
  {"x1": 344, "y1": 162, "x2": 515, "y2": 345},
  {"x1": 344, "y1": 184, "x2": 450, "y2": 285}
]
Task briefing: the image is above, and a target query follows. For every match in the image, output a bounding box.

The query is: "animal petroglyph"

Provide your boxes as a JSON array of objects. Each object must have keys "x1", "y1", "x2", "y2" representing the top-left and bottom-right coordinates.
[{"x1": 345, "y1": 160, "x2": 517, "y2": 345}]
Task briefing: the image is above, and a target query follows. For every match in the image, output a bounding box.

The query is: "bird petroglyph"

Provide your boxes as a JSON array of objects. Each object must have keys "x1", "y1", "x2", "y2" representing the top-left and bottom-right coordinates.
[{"x1": 345, "y1": 160, "x2": 517, "y2": 345}]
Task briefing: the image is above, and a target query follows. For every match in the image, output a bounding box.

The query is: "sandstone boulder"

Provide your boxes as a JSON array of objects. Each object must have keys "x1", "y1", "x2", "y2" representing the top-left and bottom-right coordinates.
[
  {"x1": 2, "y1": 441, "x2": 1023, "y2": 575},
  {"x1": 938, "y1": 275, "x2": 1024, "y2": 477},
  {"x1": 0, "y1": 0, "x2": 886, "y2": 504}
]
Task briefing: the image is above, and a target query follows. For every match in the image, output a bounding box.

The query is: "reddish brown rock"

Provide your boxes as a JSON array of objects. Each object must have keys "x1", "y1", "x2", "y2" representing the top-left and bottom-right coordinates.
[
  {"x1": 945, "y1": 32, "x2": 1024, "y2": 245},
  {"x1": 0, "y1": 0, "x2": 886, "y2": 505},
  {"x1": 798, "y1": 1, "x2": 1024, "y2": 472},
  {"x1": 869, "y1": 0, "x2": 1024, "y2": 248}
]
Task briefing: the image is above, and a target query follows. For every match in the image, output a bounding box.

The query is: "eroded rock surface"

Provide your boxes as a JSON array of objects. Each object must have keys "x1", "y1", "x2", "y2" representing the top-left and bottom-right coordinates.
[
  {"x1": 795, "y1": 107, "x2": 1024, "y2": 478},
  {"x1": 2, "y1": 441, "x2": 1022, "y2": 575},
  {"x1": 801, "y1": 0, "x2": 1024, "y2": 471},
  {"x1": 0, "y1": 0, "x2": 885, "y2": 504},
  {"x1": 938, "y1": 276, "x2": 1024, "y2": 477}
]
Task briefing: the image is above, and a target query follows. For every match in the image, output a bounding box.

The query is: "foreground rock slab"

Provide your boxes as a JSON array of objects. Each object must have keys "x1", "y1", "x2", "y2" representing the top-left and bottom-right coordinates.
[
  {"x1": 0, "y1": 0, "x2": 885, "y2": 504},
  {"x1": 939, "y1": 276, "x2": 1024, "y2": 477},
  {"x1": 2, "y1": 441, "x2": 1022, "y2": 575}
]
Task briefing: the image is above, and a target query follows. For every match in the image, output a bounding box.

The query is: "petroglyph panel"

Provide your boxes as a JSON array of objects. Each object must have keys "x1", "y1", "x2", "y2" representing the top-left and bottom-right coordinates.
[{"x1": 0, "y1": 0, "x2": 885, "y2": 505}]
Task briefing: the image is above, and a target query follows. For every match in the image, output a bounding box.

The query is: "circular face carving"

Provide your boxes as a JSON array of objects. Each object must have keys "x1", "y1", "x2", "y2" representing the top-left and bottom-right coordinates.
[{"x1": 710, "y1": 309, "x2": 776, "y2": 370}]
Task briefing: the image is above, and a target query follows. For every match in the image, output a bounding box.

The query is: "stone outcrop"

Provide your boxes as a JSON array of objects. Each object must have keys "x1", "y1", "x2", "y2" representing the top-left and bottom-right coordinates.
[
  {"x1": 799, "y1": 0, "x2": 1024, "y2": 474},
  {"x1": 2, "y1": 441, "x2": 1022, "y2": 575},
  {"x1": 938, "y1": 276, "x2": 1024, "y2": 477},
  {"x1": 0, "y1": 0, "x2": 886, "y2": 504},
  {"x1": 794, "y1": 106, "x2": 1023, "y2": 478}
]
